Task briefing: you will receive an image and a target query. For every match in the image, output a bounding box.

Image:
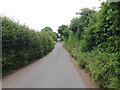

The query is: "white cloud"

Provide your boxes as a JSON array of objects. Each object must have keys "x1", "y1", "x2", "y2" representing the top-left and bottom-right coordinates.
[{"x1": 0, "y1": 0, "x2": 103, "y2": 32}]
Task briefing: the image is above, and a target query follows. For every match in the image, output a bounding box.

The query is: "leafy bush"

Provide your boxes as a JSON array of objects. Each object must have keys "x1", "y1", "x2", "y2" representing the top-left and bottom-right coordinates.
[
  {"x1": 65, "y1": 35, "x2": 119, "y2": 88},
  {"x1": 2, "y1": 16, "x2": 55, "y2": 74},
  {"x1": 59, "y1": 1, "x2": 120, "y2": 88}
]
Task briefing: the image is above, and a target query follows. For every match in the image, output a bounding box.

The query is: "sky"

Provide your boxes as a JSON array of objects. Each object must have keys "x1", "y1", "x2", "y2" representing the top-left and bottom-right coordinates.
[{"x1": 0, "y1": 0, "x2": 105, "y2": 32}]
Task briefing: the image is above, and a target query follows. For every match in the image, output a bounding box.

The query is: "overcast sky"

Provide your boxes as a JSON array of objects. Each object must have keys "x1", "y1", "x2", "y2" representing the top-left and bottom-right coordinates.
[{"x1": 0, "y1": 0, "x2": 104, "y2": 32}]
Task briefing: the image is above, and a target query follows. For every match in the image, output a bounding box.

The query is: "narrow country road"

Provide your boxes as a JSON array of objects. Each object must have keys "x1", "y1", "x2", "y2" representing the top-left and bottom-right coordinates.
[{"x1": 2, "y1": 43, "x2": 86, "y2": 88}]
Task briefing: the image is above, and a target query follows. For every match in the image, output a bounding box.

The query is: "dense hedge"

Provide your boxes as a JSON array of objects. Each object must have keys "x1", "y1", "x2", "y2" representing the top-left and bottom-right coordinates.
[
  {"x1": 2, "y1": 16, "x2": 55, "y2": 74},
  {"x1": 58, "y1": 1, "x2": 119, "y2": 88},
  {"x1": 65, "y1": 37, "x2": 119, "y2": 88}
]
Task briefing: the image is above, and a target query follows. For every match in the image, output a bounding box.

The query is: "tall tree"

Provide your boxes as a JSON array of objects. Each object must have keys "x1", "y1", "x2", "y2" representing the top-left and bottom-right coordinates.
[{"x1": 70, "y1": 8, "x2": 96, "y2": 39}]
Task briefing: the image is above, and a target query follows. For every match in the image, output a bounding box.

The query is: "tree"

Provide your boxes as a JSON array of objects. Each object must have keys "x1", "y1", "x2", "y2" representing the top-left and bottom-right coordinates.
[
  {"x1": 70, "y1": 8, "x2": 96, "y2": 40},
  {"x1": 58, "y1": 25, "x2": 70, "y2": 40},
  {"x1": 41, "y1": 27, "x2": 57, "y2": 41},
  {"x1": 41, "y1": 27, "x2": 53, "y2": 32}
]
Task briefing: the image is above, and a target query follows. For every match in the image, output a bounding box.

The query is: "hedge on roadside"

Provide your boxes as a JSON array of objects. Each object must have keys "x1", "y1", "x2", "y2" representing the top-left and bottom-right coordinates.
[
  {"x1": 58, "y1": 1, "x2": 120, "y2": 88},
  {"x1": 2, "y1": 16, "x2": 55, "y2": 74}
]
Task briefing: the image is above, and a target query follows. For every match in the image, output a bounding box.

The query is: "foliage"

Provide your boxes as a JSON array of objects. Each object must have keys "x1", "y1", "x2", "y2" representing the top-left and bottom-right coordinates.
[
  {"x1": 41, "y1": 27, "x2": 53, "y2": 32},
  {"x1": 70, "y1": 8, "x2": 96, "y2": 39},
  {"x1": 2, "y1": 16, "x2": 55, "y2": 74},
  {"x1": 61, "y1": 1, "x2": 120, "y2": 88},
  {"x1": 41, "y1": 27, "x2": 57, "y2": 41},
  {"x1": 80, "y1": 2, "x2": 120, "y2": 53},
  {"x1": 57, "y1": 25, "x2": 70, "y2": 41}
]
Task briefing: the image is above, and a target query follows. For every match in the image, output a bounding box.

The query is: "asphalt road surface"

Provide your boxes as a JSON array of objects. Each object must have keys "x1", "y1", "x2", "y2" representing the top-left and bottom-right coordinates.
[{"x1": 2, "y1": 43, "x2": 86, "y2": 88}]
